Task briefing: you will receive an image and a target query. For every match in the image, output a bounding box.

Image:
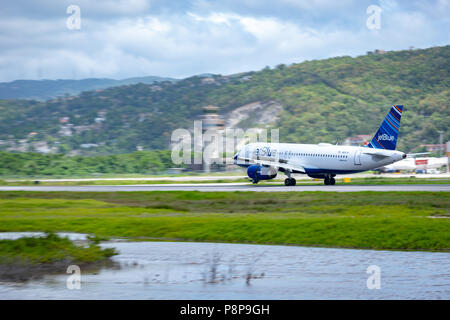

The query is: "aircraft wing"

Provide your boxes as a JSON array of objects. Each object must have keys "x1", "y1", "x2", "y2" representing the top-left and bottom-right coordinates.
[
  {"x1": 362, "y1": 149, "x2": 392, "y2": 158},
  {"x1": 236, "y1": 157, "x2": 306, "y2": 173}
]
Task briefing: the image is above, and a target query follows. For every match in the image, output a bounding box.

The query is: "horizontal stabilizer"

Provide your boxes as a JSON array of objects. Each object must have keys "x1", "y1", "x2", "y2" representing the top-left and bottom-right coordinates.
[
  {"x1": 362, "y1": 149, "x2": 391, "y2": 158},
  {"x1": 406, "y1": 152, "x2": 431, "y2": 158}
]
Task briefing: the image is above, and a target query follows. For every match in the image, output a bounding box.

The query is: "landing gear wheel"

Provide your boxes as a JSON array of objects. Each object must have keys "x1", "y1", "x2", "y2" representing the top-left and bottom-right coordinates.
[
  {"x1": 252, "y1": 179, "x2": 259, "y2": 184},
  {"x1": 330, "y1": 177, "x2": 336, "y2": 185},
  {"x1": 284, "y1": 178, "x2": 296, "y2": 186},
  {"x1": 324, "y1": 177, "x2": 335, "y2": 185}
]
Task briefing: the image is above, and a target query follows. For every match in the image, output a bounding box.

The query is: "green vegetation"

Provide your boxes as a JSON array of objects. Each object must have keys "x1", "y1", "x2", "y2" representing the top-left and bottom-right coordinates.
[
  {"x1": 0, "y1": 191, "x2": 448, "y2": 251},
  {"x1": 0, "y1": 232, "x2": 116, "y2": 264},
  {"x1": 0, "y1": 232, "x2": 117, "y2": 280},
  {"x1": 0, "y1": 45, "x2": 448, "y2": 154},
  {"x1": 0, "y1": 150, "x2": 175, "y2": 176}
]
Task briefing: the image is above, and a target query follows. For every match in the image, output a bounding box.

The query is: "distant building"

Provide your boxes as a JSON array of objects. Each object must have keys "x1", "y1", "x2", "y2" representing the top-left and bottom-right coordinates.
[
  {"x1": 33, "y1": 141, "x2": 54, "y2": 154},
  {"x1": 59, "y1": 124, "x2": 73, "y2": 137},
  {"x1": 97, "y1": 110, "x2": 107, "y2": 117},
  {"x1": 367, "y1": 49, "x2": 387, "y2": 55},
  {"x1": 150, "y1": 85, "x2": 162, "y2": 91},
  {"x1": 74, "y1": 125, "x2": 90, "y2": 134},
  {"x1": 240, "y1": 75, "x2": 252, "y2": 82},
  {"x1": 420, "y1": 144, "x2": 444, "y2": 153},
  {"x1": 80, "y1": 143, "x2": 99, "y2": 149},
  {"x1": 201, "y1": 78, "x2": 215, "y2": 84},
  {"x1": 343, "y1": 134, "x2": 372, "y2": 146}
]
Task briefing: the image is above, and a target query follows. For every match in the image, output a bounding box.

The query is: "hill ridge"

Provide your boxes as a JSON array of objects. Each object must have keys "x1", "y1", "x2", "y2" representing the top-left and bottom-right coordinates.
[{"x1": 0, "y1": 45, "x2": 448, "y2": 155}]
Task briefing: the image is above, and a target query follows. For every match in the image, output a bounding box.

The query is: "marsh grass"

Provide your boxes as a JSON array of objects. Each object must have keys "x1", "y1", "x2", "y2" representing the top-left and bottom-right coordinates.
[
  {"x1": 0, "y1": 232, "x2": 118, "y2": 281},
  {"x1": 0, "y1": 191, "x2": 448, "y2": 252}
]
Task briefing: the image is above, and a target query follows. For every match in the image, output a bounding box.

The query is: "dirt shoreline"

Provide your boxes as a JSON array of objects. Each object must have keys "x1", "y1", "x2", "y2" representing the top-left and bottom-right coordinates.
[{"x1": 0, "y1": 258, "x2": 119, "y2": 282}]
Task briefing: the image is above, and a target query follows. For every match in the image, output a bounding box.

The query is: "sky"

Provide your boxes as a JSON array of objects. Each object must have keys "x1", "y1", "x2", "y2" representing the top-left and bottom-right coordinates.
[{"x1": 0, "y1": 0, "x2": 449, "y2": 81}]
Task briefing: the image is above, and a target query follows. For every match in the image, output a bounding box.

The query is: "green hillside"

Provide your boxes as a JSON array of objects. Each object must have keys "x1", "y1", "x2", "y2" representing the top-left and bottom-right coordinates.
[{"x1": 0, "y1": 45, "x2": 448, "y2": 154}]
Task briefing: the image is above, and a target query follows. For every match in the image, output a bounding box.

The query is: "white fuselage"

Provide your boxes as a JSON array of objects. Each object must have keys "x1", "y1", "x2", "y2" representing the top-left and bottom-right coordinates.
[{"x1": 236, "y1": 142, "x2": 405, "y2": 175}]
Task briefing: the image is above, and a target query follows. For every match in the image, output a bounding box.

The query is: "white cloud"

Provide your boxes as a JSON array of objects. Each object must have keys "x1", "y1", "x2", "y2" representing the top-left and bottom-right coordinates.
[
  {"x1": 278, "y1": 0, "x2": 356, "y2": 10},
  {"x1": 0, "y1": 0, "x2": 448, "y2": 81}
]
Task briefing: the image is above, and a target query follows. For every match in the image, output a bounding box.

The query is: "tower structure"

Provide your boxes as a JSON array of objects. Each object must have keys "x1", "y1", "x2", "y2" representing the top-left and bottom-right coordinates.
[{"x1": 202, "y1": 105, "x2": 225, "y2": 172}]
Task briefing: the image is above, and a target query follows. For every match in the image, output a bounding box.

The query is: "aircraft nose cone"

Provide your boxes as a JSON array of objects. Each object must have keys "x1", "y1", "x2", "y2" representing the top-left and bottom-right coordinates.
[{"x1": 233, "y1": 152, "x2": 239, "y2": 164}]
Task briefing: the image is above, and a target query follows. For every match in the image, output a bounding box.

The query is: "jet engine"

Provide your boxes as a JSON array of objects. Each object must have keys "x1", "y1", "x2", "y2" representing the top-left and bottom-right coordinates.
[{"x1": 247, "y1": 164, "x2": 277, "y2": 181}]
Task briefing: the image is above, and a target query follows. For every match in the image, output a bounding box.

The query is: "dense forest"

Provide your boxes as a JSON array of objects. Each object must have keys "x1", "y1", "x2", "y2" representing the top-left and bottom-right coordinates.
[
  {"x1": 0, "y1": 151, "x2": 174, "y2": 176},
  {"x1": 0, "y1": 45, "x2": 448, "y2": 155}
]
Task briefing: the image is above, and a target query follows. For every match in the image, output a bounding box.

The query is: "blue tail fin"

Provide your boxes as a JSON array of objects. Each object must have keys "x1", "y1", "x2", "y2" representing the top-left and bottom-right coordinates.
[{"x1": 368, "y1": 105, "x2": 403, "y2": 150}]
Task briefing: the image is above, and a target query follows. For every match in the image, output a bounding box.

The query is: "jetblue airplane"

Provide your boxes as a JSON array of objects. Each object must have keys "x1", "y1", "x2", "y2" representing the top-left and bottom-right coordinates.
[{"x1": 234, "y1": 105, "x2": 407, "y2": 185}]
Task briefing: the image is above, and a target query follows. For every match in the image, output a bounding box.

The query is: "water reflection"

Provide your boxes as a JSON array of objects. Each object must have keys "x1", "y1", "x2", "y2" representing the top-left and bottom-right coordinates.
[{"x1": 0, "y1": 233, "x2": 449, "y2": 299}]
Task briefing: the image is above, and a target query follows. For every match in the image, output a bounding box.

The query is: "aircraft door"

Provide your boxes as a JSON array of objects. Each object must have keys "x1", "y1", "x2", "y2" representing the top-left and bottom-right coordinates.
[
  {"x1": 354, "y1": 150, "x2": 362, "y2": 165},
  {"x1": 243, "y1": 145, "x2": 250, "y2": 159}
]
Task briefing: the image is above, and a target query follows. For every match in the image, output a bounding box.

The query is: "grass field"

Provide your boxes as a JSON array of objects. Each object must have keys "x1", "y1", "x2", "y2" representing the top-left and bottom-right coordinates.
[{"x1": 0, "y1": 191, "x2": 448, "y2": 252}]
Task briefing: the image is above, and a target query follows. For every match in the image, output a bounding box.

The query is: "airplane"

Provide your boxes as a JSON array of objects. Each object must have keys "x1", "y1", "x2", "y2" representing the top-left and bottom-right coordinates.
[
  {"x1": 381, "y1": 156, "x2": 448, "y2": 172},
  {"x1": 234, "y1": 105, "x2": 407, "y2": 185}
]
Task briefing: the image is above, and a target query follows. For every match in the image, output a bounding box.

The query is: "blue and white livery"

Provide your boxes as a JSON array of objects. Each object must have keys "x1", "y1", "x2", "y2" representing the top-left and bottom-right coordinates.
[
  {"x1": 234, "y1": 105, "x2": 407, "y2": 185},
  {"x1": 368, "y1": 105, "x2": 403, "y2": 150}
]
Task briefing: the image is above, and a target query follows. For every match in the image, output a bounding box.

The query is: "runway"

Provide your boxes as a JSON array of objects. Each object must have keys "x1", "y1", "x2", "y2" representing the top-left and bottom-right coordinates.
[{"x1": 0, "y1": 183, "x2": 449, "y2": 192}]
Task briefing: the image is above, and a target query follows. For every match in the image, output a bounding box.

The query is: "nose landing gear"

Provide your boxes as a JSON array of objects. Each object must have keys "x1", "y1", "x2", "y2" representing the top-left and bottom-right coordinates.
[{"x1": 284, "y1": 169, "x2": 296, "y2": 186}]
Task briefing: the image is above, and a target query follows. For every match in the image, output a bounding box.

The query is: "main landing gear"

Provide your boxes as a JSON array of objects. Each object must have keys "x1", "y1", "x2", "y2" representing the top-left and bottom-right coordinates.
[
  {"x1": 284, "y1": 170, "x2": 296, "y2": 186},
  {"x1": 284, "y1": 178, "x2": 296, "y2": 186},
  {"x1": 324, "y1": 176, "x2": 336, "y2": 185}
]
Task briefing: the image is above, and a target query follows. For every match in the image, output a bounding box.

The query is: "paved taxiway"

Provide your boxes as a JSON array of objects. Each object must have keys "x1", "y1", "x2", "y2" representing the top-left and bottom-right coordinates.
[
  {"x1": 6, "y1": 173, "x2": 450, "y2": 183},
  {"x1": 0, "y1": 183, "x2": 448, "y2": 192}
]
